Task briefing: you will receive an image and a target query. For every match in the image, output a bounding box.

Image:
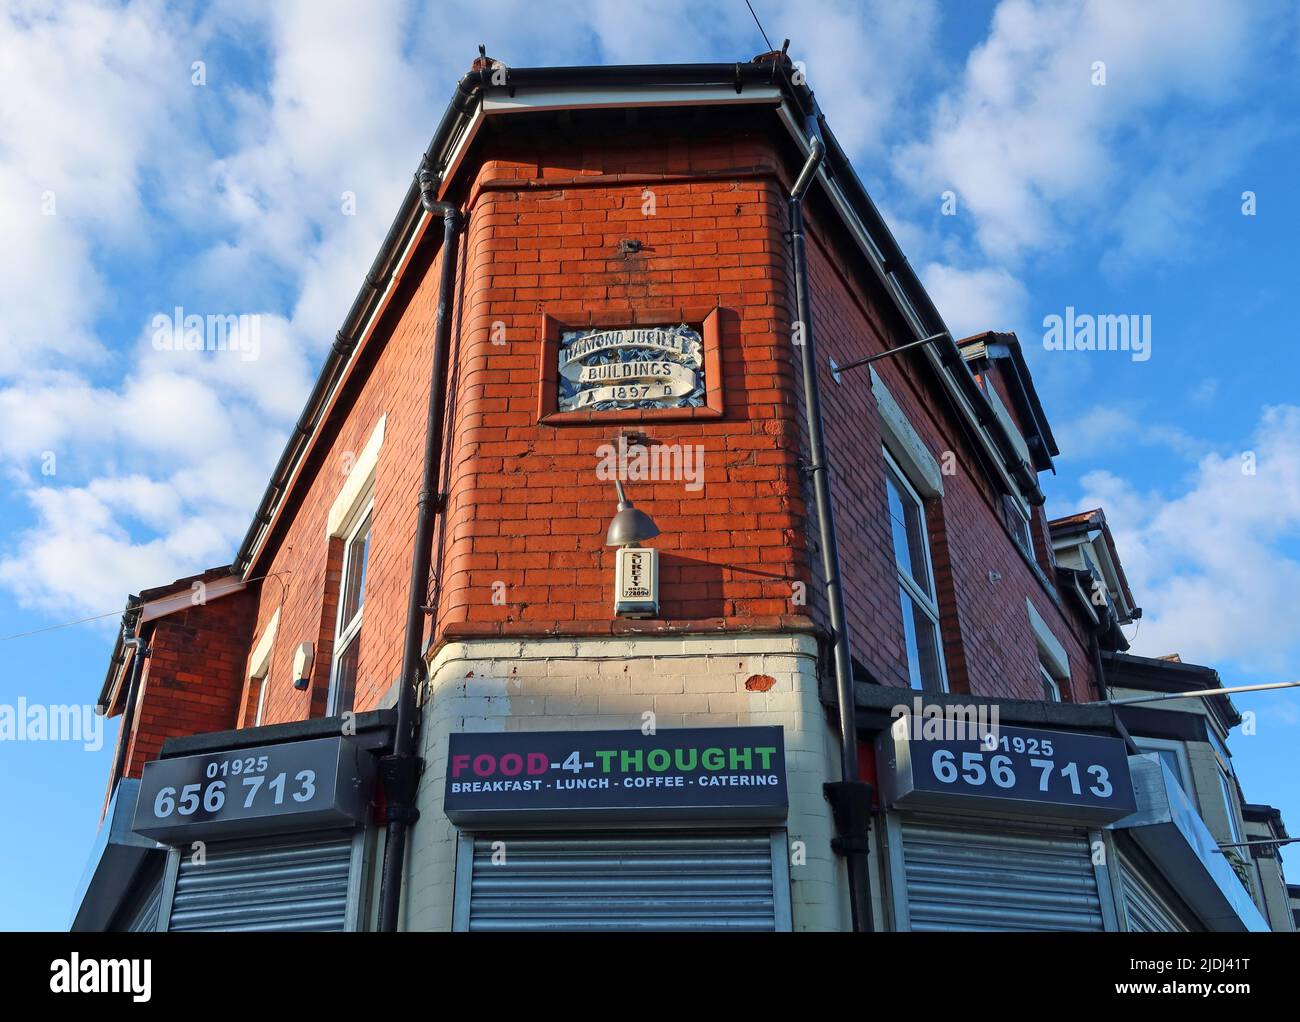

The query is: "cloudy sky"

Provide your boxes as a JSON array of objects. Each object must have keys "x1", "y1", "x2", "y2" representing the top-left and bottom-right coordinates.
[{"x1": 2, "y1": 0, "x2": 1298, "y2": 928}]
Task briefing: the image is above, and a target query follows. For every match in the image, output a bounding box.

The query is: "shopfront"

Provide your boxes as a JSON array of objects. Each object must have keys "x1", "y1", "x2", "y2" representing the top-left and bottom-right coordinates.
[
  {"x1": 131, "y1": 734, "x2": 377, "y2": 931},
  {"x1": 73, "y1": 724, "x2": 386, "y2": 932},
  {"x1": 443, "y1": 726, "x2": 793, "y2": 931},
  {"x1": 867, "y1": 712, "x2": 1273, "y2": 933},
  {"x1": 874, "y1": 716, "x2": 1137, "y2": 931}
]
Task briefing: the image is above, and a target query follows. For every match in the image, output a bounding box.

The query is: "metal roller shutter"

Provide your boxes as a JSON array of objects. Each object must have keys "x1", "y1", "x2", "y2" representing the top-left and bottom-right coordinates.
[
  {"x1": 895, "y1": 814, "x2": 1106, "y2": 931},
  {"x1": 456, "y1": 831, "x2": 789, "y2": 931},
  {"x1": 166, "y1": 830, "x2": 358, "y2": 932},
  {"x1": 1119, "y1": 851, "x2": 1192, "y2": 932}
]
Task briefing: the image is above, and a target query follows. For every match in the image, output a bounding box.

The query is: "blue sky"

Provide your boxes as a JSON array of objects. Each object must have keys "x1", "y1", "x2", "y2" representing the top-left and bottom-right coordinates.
[{"x1": 1, "y1": 0, "x2": 1297, "y2": 930}]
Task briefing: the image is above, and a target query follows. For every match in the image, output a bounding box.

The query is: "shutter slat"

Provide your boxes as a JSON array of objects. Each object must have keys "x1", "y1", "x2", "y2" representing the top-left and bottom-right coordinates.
[
  {"x1": 167, "y1": 831, "x2": 355, "y2": 932},
  {"x1": 464, "y1": 832, "x2": 778, "y2": 931},
  {"x1": 899, "y1": 814, "x2": 1104, "y2": 931}
]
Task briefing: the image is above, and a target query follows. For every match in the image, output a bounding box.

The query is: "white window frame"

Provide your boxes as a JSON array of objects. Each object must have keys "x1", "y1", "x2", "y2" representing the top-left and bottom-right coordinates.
[
  {"x1": 1004, "y1": 493, "x2": 1034, "y2": 556},
  {"x1": 1132, "y1": 736, "x2": 1193, "y2": 796},
  {"x1": 1207, "y1": 734, "x2": 1245, "y2": 846},
  {"x1": 328, "y1": 494, "x2": 373, "y2": 716},
  {"x1": 883, "y1": 448, "x2": 948, "y2": 693},
  {"x1": 254, "y1": 670, "x2": 270, "y2": 727},
  {"x1": 1027, "y1": 599, "x2": 1070, "y2": 702},
  {"x1": 247, "y1": 608, "x2": 280, "y2": 728},
  {"x1": 1217, "y1": 765, "x2": 1245, "y2": 845},
  {"x1": 1037, "y1": 661, "x2": 1061, "y2": 702}
]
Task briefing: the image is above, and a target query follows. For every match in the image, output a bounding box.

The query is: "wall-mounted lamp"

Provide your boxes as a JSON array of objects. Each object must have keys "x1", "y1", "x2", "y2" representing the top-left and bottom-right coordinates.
[{"x1": 606, "y1": 479, "x2": 660, "y2": 617}]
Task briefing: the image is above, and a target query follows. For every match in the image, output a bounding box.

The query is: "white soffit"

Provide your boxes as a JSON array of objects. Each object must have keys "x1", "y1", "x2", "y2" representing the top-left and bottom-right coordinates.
[
  {"x1": 483, "y1": 83, "x2": 783, "y2": 115},
  {"x1": 139, "y1": 574, "x2": 246, "y2": 624}
]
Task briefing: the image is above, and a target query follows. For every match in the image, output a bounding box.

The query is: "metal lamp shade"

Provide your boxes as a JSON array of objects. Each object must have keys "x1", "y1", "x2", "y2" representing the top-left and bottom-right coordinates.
[{"x1": 605, "y1": 506, "x2": 660, "y2": 547}]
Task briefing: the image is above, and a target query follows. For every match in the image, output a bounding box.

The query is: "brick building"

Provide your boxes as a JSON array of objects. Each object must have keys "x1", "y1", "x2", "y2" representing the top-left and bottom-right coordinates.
[{"x1": 72, "y1": 54, "x2": 1288, "y2": 933}]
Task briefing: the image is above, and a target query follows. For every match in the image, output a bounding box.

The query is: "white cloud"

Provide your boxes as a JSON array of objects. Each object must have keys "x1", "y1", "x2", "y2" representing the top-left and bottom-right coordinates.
[
  {"x1": 0, "y1": 0, "x2": 423, "y2": 613},
  {"x1": 0, "y1": 0, "x2": 200, "y2": 375},
  {"x1": 921, "y1": 262, "x2": 1028, "y2": 339},
  {"x1": 896, "y1": 0, "x2": 1269, "y2": 263},
  {"x1": 1189, "y1": 378, "x2": 1220, "y2": 406},
  {"x1": 889, "y1": 0, "x2": 1288, "y2": 348},
  {"x1": 1053, "y1": 403, "x2": 1204, "y2": 463},
  {"x1": 0, "y1": 477, "x2": 230, "y2": 616},
  {"x1": 772, "y1": 0, "x2": 939, "y2": 156},
  {"x1": 1071, "y1": 404, "x2": 1300, "y2": 673}
]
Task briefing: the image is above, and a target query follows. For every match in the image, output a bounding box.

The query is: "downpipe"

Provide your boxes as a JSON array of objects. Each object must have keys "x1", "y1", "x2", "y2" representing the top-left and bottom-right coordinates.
[
  {"x1": 376, "y1": 165, "x2": 462, "y2": 933},
  {"x1": 788, "y1": 136, "x2": 875, "y2": 932}
]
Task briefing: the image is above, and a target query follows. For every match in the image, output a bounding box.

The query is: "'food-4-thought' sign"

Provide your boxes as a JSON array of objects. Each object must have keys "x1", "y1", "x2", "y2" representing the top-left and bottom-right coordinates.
[{"x1": 444, "y1": 727, "x2": 787, "y2": 824}]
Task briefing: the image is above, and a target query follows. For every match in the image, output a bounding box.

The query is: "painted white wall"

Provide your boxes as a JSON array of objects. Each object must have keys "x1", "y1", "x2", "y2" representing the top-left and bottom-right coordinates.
[{"x1": 401, "y1": 632, "x2": 854, "y2": 932}]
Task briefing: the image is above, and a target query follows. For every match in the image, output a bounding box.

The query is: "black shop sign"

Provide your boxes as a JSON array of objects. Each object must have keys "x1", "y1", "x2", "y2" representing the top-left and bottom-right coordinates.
[
  {"x1": 133, "y1": 736, "x2": 376, "y2": 843},
  {"x1": 876, "y1": 718, "x2": 1136, "y2": 824},
  {"x1": 443, "y1": 727, "x2": 787, "y2": 825}
]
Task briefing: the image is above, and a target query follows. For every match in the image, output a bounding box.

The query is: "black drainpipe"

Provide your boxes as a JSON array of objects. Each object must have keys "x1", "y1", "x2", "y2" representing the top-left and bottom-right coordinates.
[
  {"x1": 788, "y1": 136, "x2": 875, "y2": 933},
  {"x1": 375, "y1": 165, "x2": 462, "y2": 933}
]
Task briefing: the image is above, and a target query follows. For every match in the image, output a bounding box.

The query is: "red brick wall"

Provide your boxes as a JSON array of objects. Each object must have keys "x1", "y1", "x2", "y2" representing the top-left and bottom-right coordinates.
[
  {"x1": 791, "y1": 201, "x2": 1095, "y2": 701},
  {"x1": 119, "y1": 588, "x2": 256, "y2": 778},
  {"x1": 434, "y1": 128, "x2": 809, "y2": 636}
]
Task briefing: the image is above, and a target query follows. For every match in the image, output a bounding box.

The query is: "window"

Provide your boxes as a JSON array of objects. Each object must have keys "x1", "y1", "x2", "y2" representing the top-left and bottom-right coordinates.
[
  {"x1": 884, "y1": 451, "x2": 947, "y2": 691},
  {"x1": 329, "y1": 500, "x2": 372, "y2": 716},
  {"x1": 253, "y1": 670, "x2": 270, "y2": 727},
  {"x1": 1208, "y1": 733, "x2": 1244, "y2": 845},
  {"x1": 1037, "y1": 661, "x2": 1061, "y2": 702},
  {"x1": 1218, "y1": 767, "x2": 1244, "y2": 845},
  {"x1": 1133, "y1": 737, "x2": 1192, "y2": 796},
  {"x1": 246, "y1": 608, "x2": 279, "y2": 729},
  {"x1": 1027, "y1": 599, "x2": 1070, "y2": 703},
  {"x1": 1003, "y1": 494, "x2": 1033, "y2": 558}
]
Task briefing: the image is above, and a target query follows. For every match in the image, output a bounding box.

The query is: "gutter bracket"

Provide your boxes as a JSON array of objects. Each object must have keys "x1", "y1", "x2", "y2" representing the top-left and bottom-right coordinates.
[
  {"x1": 824, "y1": 780, "x2": 874, "y2": 855},
  {"x1": 379, "y1": 754, "x2": 424, "y2": 825}
]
